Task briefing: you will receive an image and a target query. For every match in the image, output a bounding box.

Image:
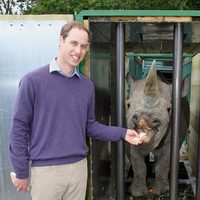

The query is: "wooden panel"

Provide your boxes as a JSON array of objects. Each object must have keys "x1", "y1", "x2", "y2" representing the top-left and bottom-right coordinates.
[
  {"x1": 137, "y1": 16, "x2": 164, "y2": 22},
  {"x1": 0, "y1": 14, "x2": 74, "y2": 21},
  {"x1": 110, "y1": 16, "x2": 137, "y2": 21},
  {"x1": 99, "y1": 16, "x2": 193, "y2": 22},
  {"x1": 83, "y1": 19, "x2": 90, "y2": 77},
  {"x1": 164, "y1": 16, "x2": 192, "y2": 22}
]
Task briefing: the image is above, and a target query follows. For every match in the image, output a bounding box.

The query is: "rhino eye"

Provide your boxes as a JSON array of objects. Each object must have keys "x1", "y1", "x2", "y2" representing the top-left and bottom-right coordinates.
[{"x1": 167, "y1": 108, "x2": 171, "y2": 115}]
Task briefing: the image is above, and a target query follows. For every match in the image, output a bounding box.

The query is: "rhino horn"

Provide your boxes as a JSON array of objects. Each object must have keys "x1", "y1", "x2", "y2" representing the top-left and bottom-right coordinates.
[{"x1": 141, "y1": 60, "x2": 160, "y2": 108}]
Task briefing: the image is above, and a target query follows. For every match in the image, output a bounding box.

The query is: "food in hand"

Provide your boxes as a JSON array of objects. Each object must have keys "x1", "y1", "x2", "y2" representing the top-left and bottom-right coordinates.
[
  {"x1": 132, "y1": 137, "x2": 141, "y2": 143},
  {"x1": 132, "y1": 132, "x2": 146, "y2": 143},
  {"x1": 139, "y1": 132, "x2": 147, "y2": 141}
]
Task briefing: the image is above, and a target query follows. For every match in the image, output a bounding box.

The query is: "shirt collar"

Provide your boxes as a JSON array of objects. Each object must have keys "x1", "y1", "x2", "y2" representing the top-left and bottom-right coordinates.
[{"x1": 49, "y1": 58, "x2": 80, "y2": 79}]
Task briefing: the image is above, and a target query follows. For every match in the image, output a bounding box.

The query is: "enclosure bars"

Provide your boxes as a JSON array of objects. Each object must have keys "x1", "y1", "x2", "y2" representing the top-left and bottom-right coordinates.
[
  {"x1": 116, "y1": 22, "x2": 125, "y2": 200},
  {"x1": 170, "y1": 22, "x2": 183, "y2": 200},
  {"x1": 196, "y1": 111, "x2": 200, "y2": 199}
]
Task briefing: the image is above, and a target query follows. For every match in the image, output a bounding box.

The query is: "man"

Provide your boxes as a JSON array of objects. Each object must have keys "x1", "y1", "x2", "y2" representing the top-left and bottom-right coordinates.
[{"x1": 9, "y1": 21, "x2": 145, "y2": 200}]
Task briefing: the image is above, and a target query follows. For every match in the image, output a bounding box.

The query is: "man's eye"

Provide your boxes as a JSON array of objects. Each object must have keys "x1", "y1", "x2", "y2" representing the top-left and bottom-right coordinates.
[
  {"x1": 71, "y1": 41, "x2": 77, "y2": 46},
  {"x1": 81, "y1": 45, "x2": 87, "y2": 49}
]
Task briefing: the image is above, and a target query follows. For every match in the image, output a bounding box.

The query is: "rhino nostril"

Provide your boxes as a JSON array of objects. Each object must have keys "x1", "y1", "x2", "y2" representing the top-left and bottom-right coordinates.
[
  {"x1": 132, "y1": 115, "x2": 138, "y2": 123},
  {"x1": 152, "y1": 119, "x2": 161, "y2": 127}
]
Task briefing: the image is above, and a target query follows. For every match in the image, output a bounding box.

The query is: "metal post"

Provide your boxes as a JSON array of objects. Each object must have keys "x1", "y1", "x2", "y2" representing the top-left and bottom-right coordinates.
[
  {"x1": 196, "y1": 109, "x2": 200, "y2": 199},
  {"x1": 170, "y1": 22, "x2": 183, "y2": 200},
  {"x1": 116, "y1": 22, "x2": 125, "y2": 200}
]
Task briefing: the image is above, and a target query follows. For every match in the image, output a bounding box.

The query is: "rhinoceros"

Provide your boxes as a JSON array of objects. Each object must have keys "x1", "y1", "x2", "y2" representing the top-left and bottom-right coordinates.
[{"x1": 126, "y1": 60, "x2": 190, "y2": 196}]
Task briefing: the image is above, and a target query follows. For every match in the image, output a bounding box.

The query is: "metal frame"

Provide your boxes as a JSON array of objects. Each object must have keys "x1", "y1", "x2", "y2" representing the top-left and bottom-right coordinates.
[
  {"x1": 75, "y1": 10, "x2": 200, "y2": 200},
  {"x1": 76, "y1": 10, "x2": 200, "y2": 21},
  {"x1": 116, "y1": 22, "x2": 125, "y2": 200},
  {"x1": 196, "y1": 106, "x2": 200, "y2": 199},
  {"x1": 170, "y1": 22, "x2": 183, "y2": 200}
]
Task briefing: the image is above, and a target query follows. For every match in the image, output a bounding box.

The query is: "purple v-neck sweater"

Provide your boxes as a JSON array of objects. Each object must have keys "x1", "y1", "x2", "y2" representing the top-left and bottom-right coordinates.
[{"x1": 9, "y1": 65, "x2": 126, "y2": 179}]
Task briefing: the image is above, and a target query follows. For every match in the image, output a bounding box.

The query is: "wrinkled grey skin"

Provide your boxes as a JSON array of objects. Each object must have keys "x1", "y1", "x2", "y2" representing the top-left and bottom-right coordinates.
[{"x1": 126, "y1": 60, "x2": 190, "y2": 196}]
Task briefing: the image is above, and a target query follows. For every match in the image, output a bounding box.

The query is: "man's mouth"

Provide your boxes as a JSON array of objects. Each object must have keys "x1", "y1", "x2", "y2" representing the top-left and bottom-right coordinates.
[{"x1": 71, "y1": 55, "x2": 80, "y2": 62}]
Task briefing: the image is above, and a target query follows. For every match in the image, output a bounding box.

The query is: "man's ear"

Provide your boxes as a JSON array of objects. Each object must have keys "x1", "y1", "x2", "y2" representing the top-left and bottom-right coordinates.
[{"x1": 59, "y1": 36, "x2": 64, "y2": 46}]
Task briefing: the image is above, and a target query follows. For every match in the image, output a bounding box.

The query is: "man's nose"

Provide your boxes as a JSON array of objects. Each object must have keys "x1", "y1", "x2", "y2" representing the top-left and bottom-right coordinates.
[{"x1": 74, "y1": 46, "x2": 81, "y2": 54}]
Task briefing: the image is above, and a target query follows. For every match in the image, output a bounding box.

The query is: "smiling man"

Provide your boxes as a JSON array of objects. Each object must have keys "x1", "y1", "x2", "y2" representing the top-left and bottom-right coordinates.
[{"x1": 9, "y1": 21, "x2": 144, "y2": 200}]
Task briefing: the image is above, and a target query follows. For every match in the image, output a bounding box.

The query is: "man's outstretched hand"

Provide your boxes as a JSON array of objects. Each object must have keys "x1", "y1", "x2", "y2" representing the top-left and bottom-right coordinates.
[{"x1": 124, "y1": 129, "x2": 146, "y2": 145}]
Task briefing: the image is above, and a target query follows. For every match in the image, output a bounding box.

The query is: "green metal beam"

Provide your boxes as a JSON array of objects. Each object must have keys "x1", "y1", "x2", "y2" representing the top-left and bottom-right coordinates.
[
  {"x1": 76, "y1": 10, "x2": 200, "y2": 21},
  {"x1": 126, "y1": 53, "x2": 194, "y2": 58}
]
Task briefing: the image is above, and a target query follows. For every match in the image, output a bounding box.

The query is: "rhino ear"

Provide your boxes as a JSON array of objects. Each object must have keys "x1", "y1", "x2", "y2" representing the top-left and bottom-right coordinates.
[
  {"x1": 181, "y1": 74, "x2": 190, "y2": 97},
  {"x1": 125, "y1": 72, "x2": 136, "y2": 84},
  {"x1": 125, "y1": 72, "x2": 136, "y2": 98}
]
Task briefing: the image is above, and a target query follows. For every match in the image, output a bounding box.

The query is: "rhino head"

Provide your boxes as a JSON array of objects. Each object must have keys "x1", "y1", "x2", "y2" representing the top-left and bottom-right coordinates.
[{"x1": 126, "y1": 60, "x2": 173, "y2": 151}]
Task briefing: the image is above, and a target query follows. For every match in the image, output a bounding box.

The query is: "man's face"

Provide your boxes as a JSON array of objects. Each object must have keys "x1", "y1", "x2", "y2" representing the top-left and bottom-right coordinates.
[{"x1": 59, "y1": 27, "x2": 89, "y2": 69}]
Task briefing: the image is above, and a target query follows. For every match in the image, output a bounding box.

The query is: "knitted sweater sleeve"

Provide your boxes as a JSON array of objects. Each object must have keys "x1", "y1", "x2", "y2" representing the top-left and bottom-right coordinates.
[
  {"x1": 86, "y1": 83, "x2": 126, "y2": 141},
  {"x1": 9, "y1": 76, "x2": 34, "y2": 179}
]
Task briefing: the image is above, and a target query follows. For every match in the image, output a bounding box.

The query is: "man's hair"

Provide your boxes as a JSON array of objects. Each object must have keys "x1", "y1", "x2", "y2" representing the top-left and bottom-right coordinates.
[{"x1": 60, "y1": 21, "x2": 91, "y2": 42}]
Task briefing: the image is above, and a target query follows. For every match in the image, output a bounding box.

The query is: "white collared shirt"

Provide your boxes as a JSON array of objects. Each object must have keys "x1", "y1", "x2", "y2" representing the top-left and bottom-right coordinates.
[{"x1": 49, "y1": 58, "x2": 80, "y2": 78}]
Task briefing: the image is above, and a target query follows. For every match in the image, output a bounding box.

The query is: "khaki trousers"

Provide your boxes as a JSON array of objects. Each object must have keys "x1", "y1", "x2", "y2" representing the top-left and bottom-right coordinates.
[{"x1": 30, "y1": 158, "x2": 87, "y2": 200}]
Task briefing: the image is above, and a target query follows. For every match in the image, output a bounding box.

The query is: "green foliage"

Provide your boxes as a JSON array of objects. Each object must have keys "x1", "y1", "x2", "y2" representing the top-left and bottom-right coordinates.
[
  {"x1": 16, "y1": 0, "x2": 36, "y2": 13},
  {"x1": 0, "y1": 0, "x2": 15, "y2": 14},
  {"x1": 23, "y1": 0, "x2": 68, "y2": 14},
  {"x1": 1, "y1": 0, "x2": 200, "y2": 15},
  {"x1": 23, "y1": 0, "x2": 200, "y2": 14},
  {"x1": 187, "y1": 0, "x2": 200, "y2": 9}
]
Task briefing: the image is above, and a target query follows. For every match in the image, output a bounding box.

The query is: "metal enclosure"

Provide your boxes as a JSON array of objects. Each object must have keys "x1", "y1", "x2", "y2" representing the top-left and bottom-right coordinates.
[
  {"x1": 0, "y1": 15, "x2": 73, "y2": 200},
  {"x1": 76, "y1": 10, "x2": 200, "y2": 200},
  {"x1": 89, "y1": 23, "x2": 116, "y2": 200}
]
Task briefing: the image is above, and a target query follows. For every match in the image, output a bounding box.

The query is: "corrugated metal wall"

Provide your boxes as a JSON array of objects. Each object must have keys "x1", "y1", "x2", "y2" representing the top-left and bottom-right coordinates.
[{"x1": 0, "y1": 15, "x2": 73, "y2": 200}]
